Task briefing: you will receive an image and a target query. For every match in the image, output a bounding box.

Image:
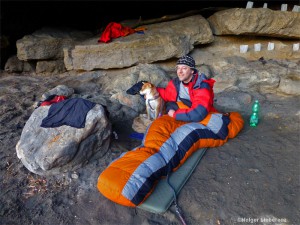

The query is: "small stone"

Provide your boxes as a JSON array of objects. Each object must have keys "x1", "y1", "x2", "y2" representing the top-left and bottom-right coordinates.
[
  {"x1": 249, "y1": 168, "x2": 260, "y2": 173},
  {"x1": 71, "y1": 173, "x2": 79, "y2": 179}
]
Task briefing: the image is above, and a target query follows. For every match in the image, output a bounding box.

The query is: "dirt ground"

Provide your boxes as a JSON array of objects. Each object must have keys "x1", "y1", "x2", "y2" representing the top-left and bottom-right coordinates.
[{"x1": 0, "y1": 72, "x2": 299, "y2": 225}]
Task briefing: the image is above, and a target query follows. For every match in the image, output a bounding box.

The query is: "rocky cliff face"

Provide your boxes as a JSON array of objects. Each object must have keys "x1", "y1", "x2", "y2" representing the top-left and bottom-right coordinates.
[{"x1": 4, "y1": 7, "x2": 299, "y2": 97}]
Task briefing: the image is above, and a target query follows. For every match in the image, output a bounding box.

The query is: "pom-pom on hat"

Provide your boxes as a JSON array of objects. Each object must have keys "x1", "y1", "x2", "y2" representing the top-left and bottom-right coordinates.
[{"x1": 176, "y1": 55, "x2": 196, "y2": 71}]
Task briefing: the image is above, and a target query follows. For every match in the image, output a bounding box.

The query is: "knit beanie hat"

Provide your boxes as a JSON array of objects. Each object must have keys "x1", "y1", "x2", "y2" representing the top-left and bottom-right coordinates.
[{"x1": 176, "y1": 55, "x2": 196, "y2": 71}]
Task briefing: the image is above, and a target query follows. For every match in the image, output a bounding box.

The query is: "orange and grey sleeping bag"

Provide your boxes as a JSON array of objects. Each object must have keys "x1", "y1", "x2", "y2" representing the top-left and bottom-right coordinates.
[{"x1": 97, "y1": 112, "x2": 244, "y2": 207}]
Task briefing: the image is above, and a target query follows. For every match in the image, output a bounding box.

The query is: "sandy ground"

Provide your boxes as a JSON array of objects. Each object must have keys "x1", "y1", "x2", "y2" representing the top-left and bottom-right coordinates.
[{"x1": 0, "y1": 72, "x2": 299, "y2": 225}]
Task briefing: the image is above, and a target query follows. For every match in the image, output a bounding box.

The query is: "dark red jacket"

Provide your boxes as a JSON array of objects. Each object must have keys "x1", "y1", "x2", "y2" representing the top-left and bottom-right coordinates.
[{"x1": 157, "y1": 73, "x2": 217, "y2": 122}]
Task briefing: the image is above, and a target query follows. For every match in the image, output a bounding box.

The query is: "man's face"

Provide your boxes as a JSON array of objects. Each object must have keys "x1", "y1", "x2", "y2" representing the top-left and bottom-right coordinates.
[{"x1": 176, "y1": 65, "x2": 194, "y2": 83}]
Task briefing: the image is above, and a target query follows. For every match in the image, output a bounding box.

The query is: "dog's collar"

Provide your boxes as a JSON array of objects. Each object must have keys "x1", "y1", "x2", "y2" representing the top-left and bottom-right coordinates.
[{"x1": 147, "y1": 94, "x2": 160, "y2": 110}]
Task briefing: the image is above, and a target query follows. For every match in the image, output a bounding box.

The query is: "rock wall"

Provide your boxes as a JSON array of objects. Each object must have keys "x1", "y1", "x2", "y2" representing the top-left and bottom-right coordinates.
[{"x1": 3, "y1": 7, "x2": 300, "y2": 121}]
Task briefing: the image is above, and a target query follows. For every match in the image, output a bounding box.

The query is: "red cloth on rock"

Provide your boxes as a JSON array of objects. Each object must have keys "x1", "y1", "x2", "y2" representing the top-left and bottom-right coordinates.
[
  {"x1": 40, "y1": 95, "x2": 67, "y2": 106},
  {"x1": 98, "y1": 22, "x2": 136, "y2": 43}
]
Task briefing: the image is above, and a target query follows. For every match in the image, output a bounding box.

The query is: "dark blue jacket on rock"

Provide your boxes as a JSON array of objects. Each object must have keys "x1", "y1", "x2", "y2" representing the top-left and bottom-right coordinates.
[{"x1": 41, "y1": 98, "x2": 96, "y2": 128}]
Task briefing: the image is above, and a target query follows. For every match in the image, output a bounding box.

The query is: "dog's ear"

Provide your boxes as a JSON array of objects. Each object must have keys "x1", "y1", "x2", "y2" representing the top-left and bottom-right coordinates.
[{"x1": 126, "y1": 81, "x2": 146, "y2": 95}]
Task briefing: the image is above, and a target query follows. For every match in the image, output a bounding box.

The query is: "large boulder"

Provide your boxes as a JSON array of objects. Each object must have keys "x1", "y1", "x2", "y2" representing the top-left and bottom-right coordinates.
[
  {"x1": 64, "y1": 15, "x2": 214, "y2": 71},
  {"x1": 36, "y1": 60, "x2": 66, "y2": 75},
  {"x1": 4, "y1": 55, "x2": 35, "y2": 73},
  {"x1": 208, "y1": 8, "x2": 300, "y2": 39},
  {"x1": 16, "y1": 27, "x2": 93, "y2": 61},
  {"x1": 16, "y1": 103, "x2": 111, "y2": 175},
  {"x1": 278, "y1": 73, "x2": 300, "y2": 96},
  {"x1": 191, "y1": 48, "x2": 300, "y2": 96}
]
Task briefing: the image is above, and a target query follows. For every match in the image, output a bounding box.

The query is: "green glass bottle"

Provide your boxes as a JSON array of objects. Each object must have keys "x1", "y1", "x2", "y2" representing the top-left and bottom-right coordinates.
[{"x1": 250, "y1": 100, "x2": 260, "y2": 127}]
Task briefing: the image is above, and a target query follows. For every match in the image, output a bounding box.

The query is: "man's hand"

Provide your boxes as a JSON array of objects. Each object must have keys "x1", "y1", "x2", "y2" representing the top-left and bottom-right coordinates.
[{"x1": 168, "y1": 109, "x2": 175, "y2": 117}]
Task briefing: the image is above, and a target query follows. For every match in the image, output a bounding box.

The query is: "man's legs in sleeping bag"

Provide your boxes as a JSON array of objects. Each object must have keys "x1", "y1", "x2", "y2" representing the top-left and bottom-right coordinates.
[{"x1": 97, "y1": 112, "x2": 243, "y2": 207}]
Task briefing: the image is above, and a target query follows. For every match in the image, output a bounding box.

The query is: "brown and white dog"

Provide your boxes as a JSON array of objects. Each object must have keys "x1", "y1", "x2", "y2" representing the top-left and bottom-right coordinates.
[{"x1": 139, "y1": 82, "x2": 164, "y2": 120}]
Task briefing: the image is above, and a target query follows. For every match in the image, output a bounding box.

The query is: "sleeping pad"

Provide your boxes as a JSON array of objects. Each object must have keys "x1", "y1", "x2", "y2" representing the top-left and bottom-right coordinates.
[{"x1": 97, "y1": 112, "x2": 244, "y2": 207}]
